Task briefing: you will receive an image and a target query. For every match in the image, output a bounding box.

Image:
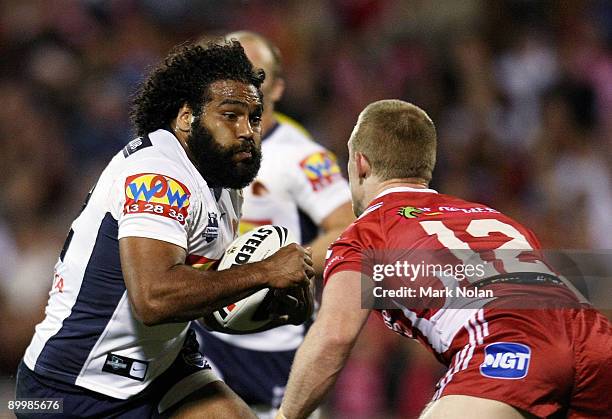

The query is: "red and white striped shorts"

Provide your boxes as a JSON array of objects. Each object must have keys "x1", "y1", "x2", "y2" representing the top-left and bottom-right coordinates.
[{"x1": 433, "y1": 308, "x2": 612, "y2": 418}]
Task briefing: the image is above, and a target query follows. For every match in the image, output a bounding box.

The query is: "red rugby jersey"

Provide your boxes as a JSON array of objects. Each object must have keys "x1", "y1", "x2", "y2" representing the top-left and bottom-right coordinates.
[{"x1": 324, "y1": 187, "x2": 579, "y2": 363}]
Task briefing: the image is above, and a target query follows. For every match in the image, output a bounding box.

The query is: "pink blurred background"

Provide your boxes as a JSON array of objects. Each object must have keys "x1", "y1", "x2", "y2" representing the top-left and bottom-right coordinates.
[{"x1": 0, "y1": 1, "x2": 610, "y2": 417}]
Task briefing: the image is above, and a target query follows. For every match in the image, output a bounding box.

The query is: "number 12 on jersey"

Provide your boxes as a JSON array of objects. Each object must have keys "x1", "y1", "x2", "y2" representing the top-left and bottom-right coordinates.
[{"x1": 419, "y1": 219, "x2": 554, "y2": 281}]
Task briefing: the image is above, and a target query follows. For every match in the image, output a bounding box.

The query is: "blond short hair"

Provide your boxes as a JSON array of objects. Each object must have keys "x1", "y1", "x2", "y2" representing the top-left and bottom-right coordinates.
[{"x1": 352, "y1": 100, "x2": 437, "y2": 182}]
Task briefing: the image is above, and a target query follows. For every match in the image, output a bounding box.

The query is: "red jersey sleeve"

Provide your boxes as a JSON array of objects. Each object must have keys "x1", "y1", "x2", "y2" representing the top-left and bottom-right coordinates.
[
  {"x1": 323, "y1": 212, "x2": 382, "y2": 285},
  {"x1": 323, "y1": 236, "x2": 362, "y2": 285}
]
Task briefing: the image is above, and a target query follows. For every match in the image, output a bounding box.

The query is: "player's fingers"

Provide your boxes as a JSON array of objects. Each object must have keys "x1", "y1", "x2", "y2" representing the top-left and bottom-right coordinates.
[
  {"x1": 303, "y1": 254, "x2": 313, "y2": 267},
  {"x1": 304, "y1": 264, "x2": 315, "y2": 281},
  {"x1": 295, "y1": 270, "x2": 308, "y2": 286},
  {"x1": 283, "y1": 243, "x2": 300, "y2": 253}
]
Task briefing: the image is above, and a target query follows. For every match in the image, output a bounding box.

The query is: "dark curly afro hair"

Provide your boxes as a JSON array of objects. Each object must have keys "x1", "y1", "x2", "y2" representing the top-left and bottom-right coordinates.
[{"x1": 131, "y1": 41, "x2": 265, "y2": 137}]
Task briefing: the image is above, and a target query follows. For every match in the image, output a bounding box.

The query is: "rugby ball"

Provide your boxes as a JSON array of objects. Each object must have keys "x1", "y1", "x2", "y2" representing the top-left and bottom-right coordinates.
[{"x1": 203, "y1": 225, "x2": 297, "y2": 334}]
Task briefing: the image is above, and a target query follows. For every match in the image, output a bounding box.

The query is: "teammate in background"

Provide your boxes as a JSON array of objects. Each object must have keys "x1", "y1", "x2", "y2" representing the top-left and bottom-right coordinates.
[
  {"x1": 277, "y1": 100, "x2": 612, "y2": 419},
  {"x1": 195, "y1": 31, "x2": 354, "y2": 418},
  {"x1": 16, "y1": 42, "x2": 314, "y2": 418}
]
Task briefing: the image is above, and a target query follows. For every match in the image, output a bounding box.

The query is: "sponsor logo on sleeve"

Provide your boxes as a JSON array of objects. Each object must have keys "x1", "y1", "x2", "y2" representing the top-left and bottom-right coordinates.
[
  {"x1": 480, "y1": 342, "x2": 531, "y2": 379},
  {"x1": 124, "y1": 173, "x2": 190, "y2": 224},
  {"x1": 102, "y1": 353, "x2": 149, "y2": 381},
  {"x1": 299, "y1": 151, "x2": 342, "y2": 192}
]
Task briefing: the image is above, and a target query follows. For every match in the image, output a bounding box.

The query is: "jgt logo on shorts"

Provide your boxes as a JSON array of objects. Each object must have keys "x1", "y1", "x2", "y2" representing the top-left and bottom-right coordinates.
[{"x1": 480, "y1": 342, "x2": 531, "y2": 379}]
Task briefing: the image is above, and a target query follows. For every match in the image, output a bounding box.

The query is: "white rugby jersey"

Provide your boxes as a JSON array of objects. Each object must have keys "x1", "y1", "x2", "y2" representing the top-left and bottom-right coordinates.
[
  {"x1": 203, "y1": 113, "x2": 351, "y2": 351},
  {"x1": 23, "y1": 128, "x2": 241, "y2": 399}
]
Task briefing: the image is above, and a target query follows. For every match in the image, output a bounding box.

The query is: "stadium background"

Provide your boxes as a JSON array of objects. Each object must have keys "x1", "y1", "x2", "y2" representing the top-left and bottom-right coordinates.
[{"x1": 0, "y1": 1, "x2": 610, "y2": 418}]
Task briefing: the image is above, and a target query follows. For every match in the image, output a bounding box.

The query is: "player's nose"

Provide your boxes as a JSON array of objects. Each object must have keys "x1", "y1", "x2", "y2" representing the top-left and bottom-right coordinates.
[{"x1": 236, "y1": 116, "x2": 255, "y2": 141}]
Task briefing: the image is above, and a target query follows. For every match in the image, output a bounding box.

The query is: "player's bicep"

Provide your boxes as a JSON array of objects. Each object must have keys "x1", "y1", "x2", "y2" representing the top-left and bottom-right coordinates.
[
  {"x1": 119, "y1": 236, "x2": 186, "y2": 319},
  {"x1": 316, "y1": 270, "x2": 370, "y2": 345}
]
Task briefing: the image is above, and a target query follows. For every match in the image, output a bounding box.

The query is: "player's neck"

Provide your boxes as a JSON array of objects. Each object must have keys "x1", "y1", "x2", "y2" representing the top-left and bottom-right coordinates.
[
  {"x1": 371, "y1": 179, "x2": 429, "y2": 199},
  {"x1": 358, "y1": 178, "x2": 430, "y2": 214}
]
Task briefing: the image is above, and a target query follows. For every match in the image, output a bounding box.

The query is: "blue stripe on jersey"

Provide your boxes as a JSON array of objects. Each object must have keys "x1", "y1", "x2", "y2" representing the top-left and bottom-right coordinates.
[
  {"x1": 297, "y1": 208, "x2": 318, "y2": 245},
  {"x1": 35, "y1": 212, "x2": 126, "y2": 383}
]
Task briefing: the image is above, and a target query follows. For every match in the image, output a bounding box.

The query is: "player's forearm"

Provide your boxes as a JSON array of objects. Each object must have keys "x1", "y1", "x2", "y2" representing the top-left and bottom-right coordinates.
[
  {"x1": 280, "y1": 322, "x2": 354, "y2": 418},
  {"x1": 308, "y1": 227, "x2": 346, "y2": 275},
  {"x1": 308, "y1": 202, "x2": 354, "y2": 275},
  {"x1": 133, "y1": 261, "x2": 269, "y2": 326}
]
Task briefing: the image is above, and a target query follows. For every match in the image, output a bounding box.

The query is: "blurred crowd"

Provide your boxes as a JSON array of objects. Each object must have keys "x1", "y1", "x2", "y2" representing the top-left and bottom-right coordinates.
[{"x1": 0, "y1": 1, "x2": 610, "y2": 417}]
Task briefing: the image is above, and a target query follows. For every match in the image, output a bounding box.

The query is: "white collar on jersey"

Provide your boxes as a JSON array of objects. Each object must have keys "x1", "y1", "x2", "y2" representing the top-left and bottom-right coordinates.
[{"x1": 374, "y1": 186, "x2": 438, "y2": 200}]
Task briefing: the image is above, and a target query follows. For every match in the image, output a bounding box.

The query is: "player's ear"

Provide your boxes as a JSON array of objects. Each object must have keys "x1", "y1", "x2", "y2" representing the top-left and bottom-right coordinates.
[
  {"x1": 269, "y1": 77, "x2": 285, "y2": 103},
  {"x1": 175, "y1": 104, "x2": 194, "y2": 132},
  {"x1": 355, "y1": 152, "x2": 371, "y2": 180}
]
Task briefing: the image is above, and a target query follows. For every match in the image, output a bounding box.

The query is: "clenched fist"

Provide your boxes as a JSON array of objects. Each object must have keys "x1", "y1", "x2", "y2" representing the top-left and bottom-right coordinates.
[{"x1": 261, "y1": 243, "x2": 314, "y2": 289}]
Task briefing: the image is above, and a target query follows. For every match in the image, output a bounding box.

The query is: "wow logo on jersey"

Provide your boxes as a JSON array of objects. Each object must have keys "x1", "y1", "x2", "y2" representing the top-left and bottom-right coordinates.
[
  {"x1": 300, "y1": 151, "x2": 342, "y2": 192},
  {"x1": 124, "y1": 173, "x2": 190, "y2": 224}
]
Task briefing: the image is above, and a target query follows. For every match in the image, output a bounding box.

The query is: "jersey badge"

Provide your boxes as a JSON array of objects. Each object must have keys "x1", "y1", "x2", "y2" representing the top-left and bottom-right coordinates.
[
  {"x1": 203, "y1": 212, "x2": 219, "y2": 242},
  {"x1": 122, "y1": 136, "x2": 152, "y2": 158},
  {"x1": 102, "y1": 353, "x2": 149, "y2": 381},
  {"x1": 299, "y1": 151, "x2": 342, "y2": 191},
  {"x1": 124, "y1": 173, "x2": 190, "y2": 224},
  {"x1": 480, "y1": 342, "x2": 531, "y2": 379},
  {"x1": 398, "y1": 206, "x2": 442, "y2": 219}
]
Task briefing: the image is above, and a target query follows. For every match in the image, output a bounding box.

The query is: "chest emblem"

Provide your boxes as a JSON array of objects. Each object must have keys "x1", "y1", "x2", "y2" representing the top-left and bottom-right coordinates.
[{"x1": 397, "y1": 206, "x2": 442, "y2": 219}]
